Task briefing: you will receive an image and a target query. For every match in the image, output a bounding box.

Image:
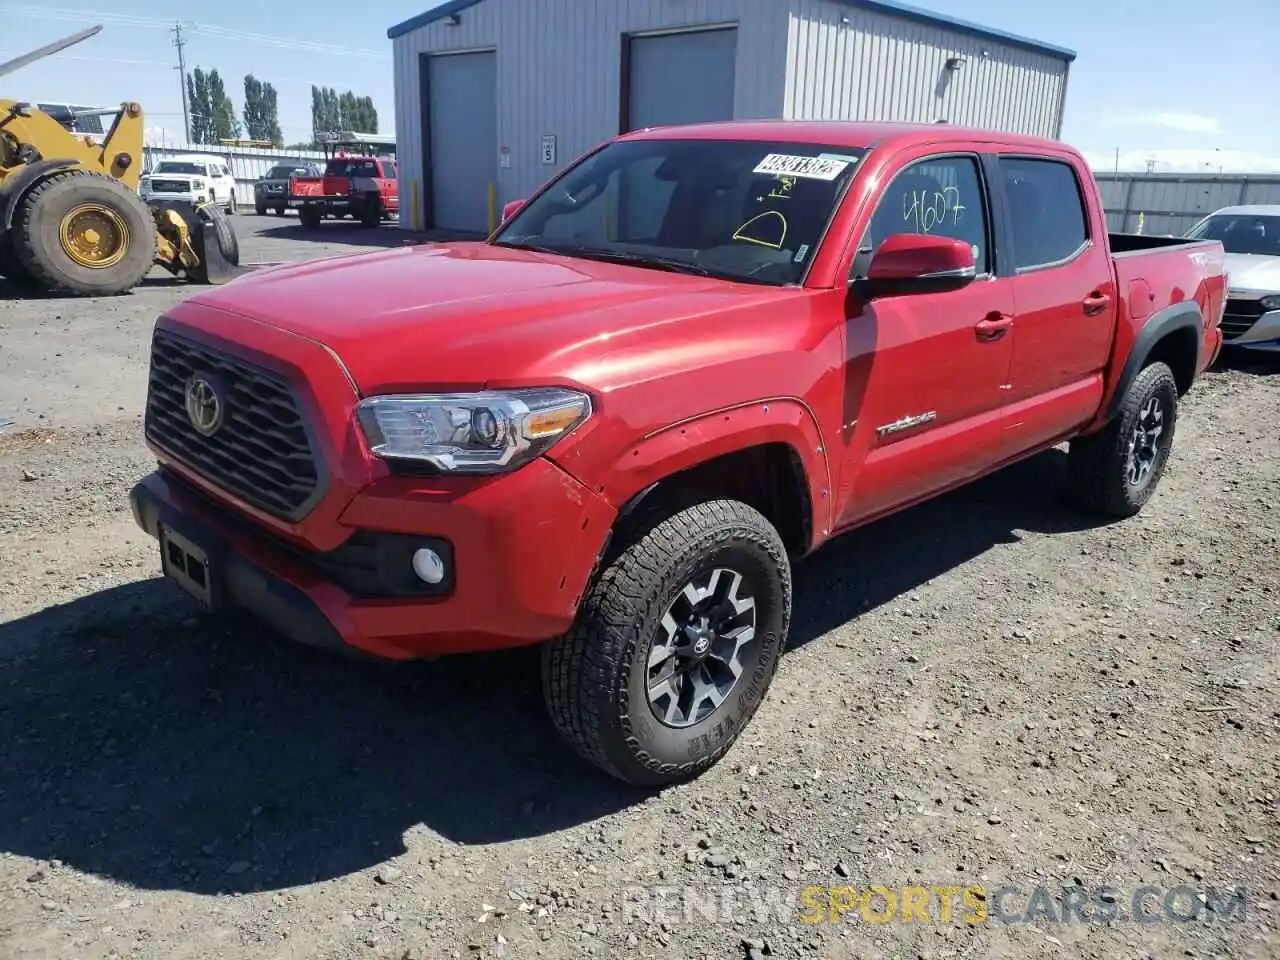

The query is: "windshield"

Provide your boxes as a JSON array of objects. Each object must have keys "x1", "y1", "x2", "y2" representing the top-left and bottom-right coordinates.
[
  {"x1": 325, "y1": 158, "x2": 380, "y2": 177},
  {"x1": 493, "y1": 138, "x2": 864, "y2": 285},
  {"x1": 153, "y1": 162, "x2": 206, "y2": 176},
  {"x1": 267, "y1": 165, "x2": 311, "y2": 178},
  {"x1": 1186, "y1": 213, "x2": 1280, "y2": 257}
]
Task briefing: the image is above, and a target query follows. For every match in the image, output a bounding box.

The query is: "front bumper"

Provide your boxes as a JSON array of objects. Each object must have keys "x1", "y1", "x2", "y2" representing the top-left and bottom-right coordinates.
[
  {"x1": 1223, "y1": 306, "x2": 1280, "y2": 352},
  {"x1": 255, "y1": 186, "x2": 293, "y2": 206},
  {"x1": 129, "y1": 458, "x2": 617, "y2": 661}
]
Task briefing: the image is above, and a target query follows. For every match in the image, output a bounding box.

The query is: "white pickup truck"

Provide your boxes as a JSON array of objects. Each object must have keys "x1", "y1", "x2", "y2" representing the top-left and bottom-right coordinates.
[{"x1": 139, "y1": 154, "x2": 238, "y2": 214}]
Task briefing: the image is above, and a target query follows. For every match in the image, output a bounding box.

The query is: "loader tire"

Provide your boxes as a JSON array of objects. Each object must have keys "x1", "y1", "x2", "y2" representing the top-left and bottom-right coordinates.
[
  {"x1": 0, "y1": 234, "x2": 37, "y2": 286},
  {"x1": 13, "y1": 170, "x2": 155, "y2": 297}
]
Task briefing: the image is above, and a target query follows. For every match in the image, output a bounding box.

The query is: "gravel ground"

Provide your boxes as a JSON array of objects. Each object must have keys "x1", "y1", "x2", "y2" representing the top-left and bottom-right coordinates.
[{"x1": 1, "y1": 216, "x2": 1278, "y2": 960}]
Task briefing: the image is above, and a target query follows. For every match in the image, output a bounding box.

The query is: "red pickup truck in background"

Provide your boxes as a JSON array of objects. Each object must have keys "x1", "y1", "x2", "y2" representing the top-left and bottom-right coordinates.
[
  {"x1": 130, "y1": 121, "x2": 1225, "y2": 786},
  {"x1": 290, "y1": 154, "x2": 398, "y2": 229}
]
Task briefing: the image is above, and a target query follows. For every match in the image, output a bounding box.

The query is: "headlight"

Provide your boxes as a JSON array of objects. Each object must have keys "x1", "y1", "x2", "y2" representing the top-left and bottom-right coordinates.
[
  {"x1": 1260, "y1": 295, "x2": 1280, "y2": 311},
  {"x1": 192, "y1": 179, "x2": 205, "y2": 189},
  {"x1": 356, "y1": 388, "x2": 591, "y2": 473}
]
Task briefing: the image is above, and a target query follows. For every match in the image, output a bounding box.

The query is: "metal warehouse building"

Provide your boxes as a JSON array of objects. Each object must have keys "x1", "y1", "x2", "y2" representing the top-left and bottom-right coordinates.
[{"x1": 387, "y1": 0, "x2": 1075, "y2": 233}]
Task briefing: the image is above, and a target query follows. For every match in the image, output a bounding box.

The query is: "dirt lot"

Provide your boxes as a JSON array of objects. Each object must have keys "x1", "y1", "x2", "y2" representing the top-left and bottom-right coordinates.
[{"x1": 1, "y1": 216, "x2": 1278, "y2": 960}]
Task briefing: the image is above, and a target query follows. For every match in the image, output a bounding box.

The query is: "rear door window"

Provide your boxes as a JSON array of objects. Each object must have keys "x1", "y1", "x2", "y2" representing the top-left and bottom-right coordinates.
[{"x1": 1000, "y1": 157, "x2": 1090, "y2": 270}]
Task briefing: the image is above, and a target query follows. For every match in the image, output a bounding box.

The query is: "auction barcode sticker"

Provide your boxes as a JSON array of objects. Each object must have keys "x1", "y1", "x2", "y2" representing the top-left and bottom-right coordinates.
[{"x1": 752, "y1": 153, "x2": 850, "y2": 181}]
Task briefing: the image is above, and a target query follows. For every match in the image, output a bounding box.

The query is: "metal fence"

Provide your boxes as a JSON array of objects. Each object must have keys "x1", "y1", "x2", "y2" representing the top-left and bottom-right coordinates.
[
  {"x1": 141, "y1": 142, "x2": 328, "y2": 208},
  {"x1": 1094, "y1": 172, "x2": 1280, "y2": 237}
]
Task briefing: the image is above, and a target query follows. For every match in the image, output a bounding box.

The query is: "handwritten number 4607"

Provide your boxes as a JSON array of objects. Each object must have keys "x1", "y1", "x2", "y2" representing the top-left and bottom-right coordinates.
[{"x1": 903, "y1": 187, "x2": 966, "y2": 234}]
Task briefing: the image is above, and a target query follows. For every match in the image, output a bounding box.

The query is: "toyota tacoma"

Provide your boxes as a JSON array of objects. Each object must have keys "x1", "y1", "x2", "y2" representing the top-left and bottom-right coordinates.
[{"x1": 130, "y1": 121, "x2": 1227, "y2": 785}]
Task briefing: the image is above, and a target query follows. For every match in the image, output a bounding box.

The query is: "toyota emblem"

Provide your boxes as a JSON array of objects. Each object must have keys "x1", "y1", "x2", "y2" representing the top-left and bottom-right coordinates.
[{"x1": 184, "y1": 375, "x2": 224, "y2": 437}]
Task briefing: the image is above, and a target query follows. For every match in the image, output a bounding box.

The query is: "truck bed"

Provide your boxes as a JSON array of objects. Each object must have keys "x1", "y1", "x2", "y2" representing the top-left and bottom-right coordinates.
[
  {"x1": 1109, "y1": 233, "x2": 1211, "y2": 256},
  {"x1": 289, "y1": 175, "x2": 350, "y2": 200}
]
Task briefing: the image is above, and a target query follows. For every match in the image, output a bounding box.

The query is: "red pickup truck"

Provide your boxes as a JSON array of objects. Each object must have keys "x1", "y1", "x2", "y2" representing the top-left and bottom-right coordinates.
[
  {"x1": 290, "y1": 155, "x2": 398, "y2": 229},
  {"x1": 130, "y1": 121, "x2": 1226, "y2": 785}
]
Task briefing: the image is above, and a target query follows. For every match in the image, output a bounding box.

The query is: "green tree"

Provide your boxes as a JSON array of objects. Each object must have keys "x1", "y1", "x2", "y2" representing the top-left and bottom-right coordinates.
[
  {"x1": 186, "y1": 68, "x2": 211, "y2": 144},
  {"x1": 310, "y1": 84, "x2": 378, "y2": 140},
  {"x1": 186, "y1": 67, "x2": 239, "y2": 143},
  {"x1": 243, "y1": 75, "x2": 283, "y2": 146}
]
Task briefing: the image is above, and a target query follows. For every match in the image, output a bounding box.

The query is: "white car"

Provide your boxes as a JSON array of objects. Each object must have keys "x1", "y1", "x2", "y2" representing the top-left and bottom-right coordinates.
[{"x1": 139, "y1": 155, "x2": 238, "y2": 214}]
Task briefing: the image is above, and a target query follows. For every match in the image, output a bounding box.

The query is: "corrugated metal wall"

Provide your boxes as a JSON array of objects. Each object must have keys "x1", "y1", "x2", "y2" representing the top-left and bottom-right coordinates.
[
  {"x1": 143, "y1": 143, "x2": 328, "y2": 209},
  {"x1": 392, "y1": 0, "x2": 788, "y2": 228},
  {"x1": 784, "y1": 0, "x2": 1067, "y2": 136},
  {"x1": 1094, "y1": 173, "x2": 1280, "y2": 236}
]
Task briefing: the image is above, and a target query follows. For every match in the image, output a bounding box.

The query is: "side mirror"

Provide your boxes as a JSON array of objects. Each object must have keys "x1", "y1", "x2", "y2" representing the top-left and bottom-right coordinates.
[
  {"x1": 500, "y1": 198, "x2": 526, "y2": 224},
  {"x1": 859, "y1": 234, "x2": 977, "y2": 299}
]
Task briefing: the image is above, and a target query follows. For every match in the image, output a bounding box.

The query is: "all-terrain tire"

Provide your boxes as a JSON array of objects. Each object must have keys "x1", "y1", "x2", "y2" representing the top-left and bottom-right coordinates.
[
  {"x1": 255, "y1": 200, "x2": 268, "y2": 216},
  {"x1": 542, "y1": 499, "x2": 791, "y2": 786},
  {"x1": 0, "y1": 233, "x2": 36, "y2": 286},
  {"x1": 359, "y1": 196, "x2": 382, "y2": 228},
  {"x1": 299, "y1": 204, "x2": 322, "y2": 229},
  {"x1": 1068, "y1": 361, "x2": 1179, "y2": 518},
  {"x1": 13, "y1": 169, "x2": 155, "y2": 296}
]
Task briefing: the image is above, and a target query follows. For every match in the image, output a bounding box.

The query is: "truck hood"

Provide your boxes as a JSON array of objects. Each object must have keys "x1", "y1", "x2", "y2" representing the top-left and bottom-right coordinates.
[
  {"x1": 182, "y1": 242, "x2": 792, "y2": 393},
  {"x1": 1224, "y1": 253, "x2": 1280, "y2": 294}
]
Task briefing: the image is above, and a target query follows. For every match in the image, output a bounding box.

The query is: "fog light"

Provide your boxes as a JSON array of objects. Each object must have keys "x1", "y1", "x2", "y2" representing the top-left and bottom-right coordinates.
[{"x1": 411, "y1": 547, "x2": 446, "y2": 584}]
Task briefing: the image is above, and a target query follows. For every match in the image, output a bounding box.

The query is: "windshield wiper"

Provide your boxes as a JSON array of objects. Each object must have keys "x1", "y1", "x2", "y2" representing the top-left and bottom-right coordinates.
[
  {"x1": 493, "y1": 239, "x2": 570, "y2": 256},
  {"x1": 563, "y1": 247, "x2": 716, "y2": 277},
  {"x1": 495, "y1": 240, "x2": 774, "y2": 284}
]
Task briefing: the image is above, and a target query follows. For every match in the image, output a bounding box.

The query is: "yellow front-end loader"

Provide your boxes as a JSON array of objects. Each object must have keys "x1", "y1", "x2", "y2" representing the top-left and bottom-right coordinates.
[{"x1": 0, "y1": 25, "x2": 242, "y2": 296}]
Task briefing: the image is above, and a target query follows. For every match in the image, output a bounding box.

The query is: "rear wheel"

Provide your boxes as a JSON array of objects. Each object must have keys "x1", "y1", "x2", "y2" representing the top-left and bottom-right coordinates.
[
  {"x1": 359, "y1": 196, "x2": 381, "y2": 228},
  {"x1": 1068, "y1": 361, "x2": 1179, "y2": 517},
  {"x1": 12, "y1": 169, "x2": 155, "y2": 296},
  {"x1": 542, "y1": 499, "x2": 791, "y2": 786},
  {"x1": 299, "y1": 204, "x2": 322, "y2": 229}
]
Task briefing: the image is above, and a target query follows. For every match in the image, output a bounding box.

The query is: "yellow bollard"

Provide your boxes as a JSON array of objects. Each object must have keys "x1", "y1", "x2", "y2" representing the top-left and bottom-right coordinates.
[{"x1": 487, "y1": 182, "x2": 496, "y2": 234}]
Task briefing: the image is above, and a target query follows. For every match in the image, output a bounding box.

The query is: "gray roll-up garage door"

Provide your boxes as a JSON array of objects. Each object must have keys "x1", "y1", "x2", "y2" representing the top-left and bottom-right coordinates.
[
  {"x1": 426, "y1": 50, "x2": 497, "y2": 232},
  {"x1": 626, "y1": 28, "x2": 737, "y2": 131}
]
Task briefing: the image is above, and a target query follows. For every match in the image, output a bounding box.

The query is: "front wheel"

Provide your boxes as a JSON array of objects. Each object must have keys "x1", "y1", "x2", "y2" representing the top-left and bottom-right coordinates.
[
  {"x1": 1067, "y1": 361, "x2": 1179, "y2": 517},
  {"x1": 225, "y1": 191, "x2": 235, "y2": 215},
  {"x1": 542, "y1": 499, "x2": 791, "y2": 786},
  {"x1": 254, "y1": 200, "x2": 267, "y2": 216}
]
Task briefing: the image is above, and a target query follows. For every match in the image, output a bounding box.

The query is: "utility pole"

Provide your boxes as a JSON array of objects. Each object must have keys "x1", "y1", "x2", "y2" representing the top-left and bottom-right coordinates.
[{"x1": 171, "y1": 21, "x2": 190, "y2": 144}]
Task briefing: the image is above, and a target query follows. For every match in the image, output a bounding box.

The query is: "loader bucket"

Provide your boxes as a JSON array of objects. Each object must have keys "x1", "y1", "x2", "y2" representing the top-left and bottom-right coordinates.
[
  {"x1": 188, "y1": 208, "x2": 243, "y2": 285},
  {"x1": 147, "y1": 198, "x2": 245, "y2": 284}
]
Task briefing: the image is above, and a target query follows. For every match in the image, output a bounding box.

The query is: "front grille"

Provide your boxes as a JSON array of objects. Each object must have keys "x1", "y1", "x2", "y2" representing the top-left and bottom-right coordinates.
[
  {"x1": 145, "y1": 330, "x2": 321, "y2": 520},
  {"x1": 1221, "y1": 298, "x2": 1266, "y2": 340},
  {"x1": 150, "y1": 179, "x2": 190, "y2": 193}
]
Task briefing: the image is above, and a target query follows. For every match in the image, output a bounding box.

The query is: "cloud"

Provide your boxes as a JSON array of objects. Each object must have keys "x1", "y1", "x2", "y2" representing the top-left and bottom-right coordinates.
[
  {"x1": 1083, "y1": 148, "x2": 1280, "y2": 174},
  {"x1": 1104, "y1": 112, "x2": 1222, "y2": 134}
]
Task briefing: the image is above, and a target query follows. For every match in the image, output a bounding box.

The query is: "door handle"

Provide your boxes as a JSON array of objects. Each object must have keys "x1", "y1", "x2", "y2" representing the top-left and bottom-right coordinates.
[
  {"x1": 1082, "y1": 291, "x2": 1112, "y2": 316},
  {"x1": 974, "y1": 313, "x2": 1013, "y2": 341}
]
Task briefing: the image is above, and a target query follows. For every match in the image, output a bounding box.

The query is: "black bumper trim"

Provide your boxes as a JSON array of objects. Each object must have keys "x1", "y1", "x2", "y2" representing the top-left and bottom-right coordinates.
[{"x1": 130, "y1": 479, "x2": 365, "y2": 658}]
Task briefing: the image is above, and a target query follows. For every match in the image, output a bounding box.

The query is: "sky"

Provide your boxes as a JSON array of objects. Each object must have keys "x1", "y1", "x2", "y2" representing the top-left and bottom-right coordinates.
[{"x1": 3, "y1": 0, "x2": 1278, "y2": 172}]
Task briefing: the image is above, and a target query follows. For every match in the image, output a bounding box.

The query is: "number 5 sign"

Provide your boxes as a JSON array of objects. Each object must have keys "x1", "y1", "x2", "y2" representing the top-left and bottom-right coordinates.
[{"x1": 540, "y1": 134, "x2": 557, "y2": 165}]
